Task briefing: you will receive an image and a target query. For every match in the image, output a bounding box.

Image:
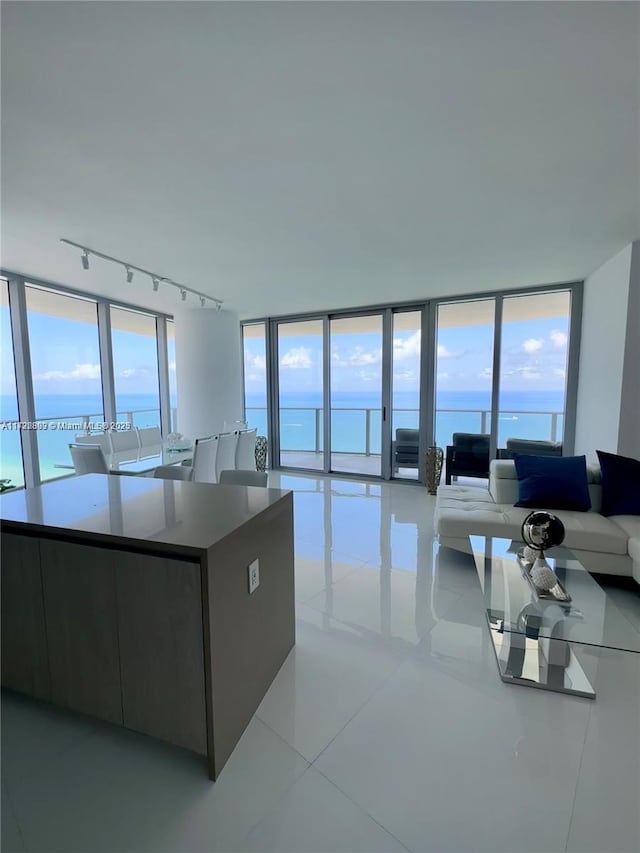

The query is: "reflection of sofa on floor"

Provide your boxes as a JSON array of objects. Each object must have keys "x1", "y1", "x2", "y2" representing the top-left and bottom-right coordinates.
[{"x1": 435, "y1": 459, "x2": 640, "y2": 584}]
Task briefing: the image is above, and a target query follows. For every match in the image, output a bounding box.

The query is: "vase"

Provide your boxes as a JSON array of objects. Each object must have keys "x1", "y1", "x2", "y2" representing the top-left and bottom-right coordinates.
[
  {"x1": 426, "y1": 446, "x2": 444, "y2": 495},
  {"x1": 255, "y1": 435, "x2": 268, "y2": 472}
]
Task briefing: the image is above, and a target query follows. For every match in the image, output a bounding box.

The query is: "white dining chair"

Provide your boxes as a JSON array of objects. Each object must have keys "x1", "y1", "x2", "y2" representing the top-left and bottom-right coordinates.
[
  {"x1": 73, "y1": 432, "x2": 111, "y2": 453},
  {"x1": 68, "y1": 443, "x2": 108, "y2": 475},
  {"x1": 191, "y1": 434, "x2": 219, "y2": 483},
  {"x1": 215, "y1": 432, "x2": 239, "y2": 482},
  {"x1": 153, "y1": 464, "x2": 194, "y2": 481},
  {"x1": 109, "y1": 427, "x2": 140, "y2": 452},
  {"x1": 219, "y1": 469, "x2": 267, "y2": 487},
  {"x1": 137, "y1": 426, "x2": 162, "y2": 447},
  {"x1": 235, "y1": 428, "x2": 257, "y2": 470}
]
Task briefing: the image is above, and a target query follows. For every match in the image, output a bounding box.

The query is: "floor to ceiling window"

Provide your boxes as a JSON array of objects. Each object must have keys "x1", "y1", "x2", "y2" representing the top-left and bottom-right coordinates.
[
  {"x1": 391, "y1": 310, "x2": 422, "y2": 480},
  {"x1": 110, "y1": 306, "x2": 161, "y2": 429},
  {"x1": 277, "y1": 319, "x2": 324, "y2": 470},
  {"x1": 0, "y1": 279, "x2": 24, "y2": 488},
  {"x1": 166, "y1": 319, "x2": 178, "y2": 432},
  {"x1": 25, "y1": 284, "x2": 104, "y2": 482},
  {"x1": 0, "y1": 273, "x2": 176, "y2": 489},
  {"x1": 330, "y1": 314, "x2": 383, "y2": 477},
  {"x1": 242, "y1": 283, "x2": 581, "y2": 484},
  {"x1": 434, "y1": 299, "x2": 496, "y2": 450},
  {"x1": 242, "y1": 322, "x2": 268, "y2": 440},
  {"x1": 498, "y1": 291, "x2": 571, "y2": 446}
]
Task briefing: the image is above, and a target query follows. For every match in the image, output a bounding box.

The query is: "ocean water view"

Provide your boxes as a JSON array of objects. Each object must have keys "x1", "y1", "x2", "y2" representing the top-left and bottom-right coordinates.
[
  {"x1": 246, "y1": 389, "x2": 565, "y2": 455},
  {"x1": 1, "y1": 389, "x2": 565, "y2": 485},
  {"x1": 0, "y1": 393, "x2": 169, "y2": 484}
]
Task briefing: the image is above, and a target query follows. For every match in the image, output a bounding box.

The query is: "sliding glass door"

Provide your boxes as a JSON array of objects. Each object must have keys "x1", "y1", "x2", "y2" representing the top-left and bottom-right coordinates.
[
  {"x1": 260, "y1": 284, "x2": 579, "y2": 481},
  {"x1": 391, "y1": 310, "x2": 422, "y2": 480},
  {"x1": 330, "y1": 314, "x2": 383, "y2": 476},
  {"x1": 277, "y1": 319, "x2": 324, "y2": 470}
]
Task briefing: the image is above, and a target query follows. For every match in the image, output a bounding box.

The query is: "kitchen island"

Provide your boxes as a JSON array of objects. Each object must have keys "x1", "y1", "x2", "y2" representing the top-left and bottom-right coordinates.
[{"x1": 0, "y1": 473, "x2": 295, "y2": 779}]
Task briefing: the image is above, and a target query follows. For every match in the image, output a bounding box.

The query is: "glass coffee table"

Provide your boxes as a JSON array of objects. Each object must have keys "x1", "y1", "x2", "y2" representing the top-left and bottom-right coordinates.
[{"x1": 470, "y1": 536, "x2": 640, "y2": 699}]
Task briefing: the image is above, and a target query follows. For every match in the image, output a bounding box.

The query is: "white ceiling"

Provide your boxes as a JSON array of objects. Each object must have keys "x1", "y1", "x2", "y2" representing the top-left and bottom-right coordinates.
[{"x1": 2, "y1": 1, "x2": 639, "y2": 320}]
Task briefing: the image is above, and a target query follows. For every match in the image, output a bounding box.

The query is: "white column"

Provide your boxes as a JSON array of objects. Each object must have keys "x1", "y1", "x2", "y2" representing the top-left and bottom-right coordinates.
[
  {"x1": 618, "y1": 240, "x2": 640, "y2": 459},
  {"x1": 574, "y1": 244, "x2": 631, "y2": 462},
  {"x1": 174, "y1": 308, "x2": 243, "y2": 438}
]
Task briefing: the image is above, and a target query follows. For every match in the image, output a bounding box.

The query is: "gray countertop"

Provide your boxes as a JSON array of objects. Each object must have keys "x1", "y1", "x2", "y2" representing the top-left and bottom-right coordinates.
[{"x1": 0, "y1": 474, "x2": 291, "y2": 556}]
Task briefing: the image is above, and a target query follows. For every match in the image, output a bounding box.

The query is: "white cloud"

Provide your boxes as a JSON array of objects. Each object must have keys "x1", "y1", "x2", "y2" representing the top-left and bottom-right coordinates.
[
  {"x1": 553, "y1": 367, "x2": 566, "y2": 379},
  {"x1": 332, "y1": 346, "x2": 381, "y2": 368},
  {"x1": 550, "y1": 329, "x2": 568, "y2": 348},
  {"x1": 281, "y1": 347, "x2": 312, "y2": 369},
  {"x1": 393, "y1": 331, "x2": 421, "y2": 361},
  {"x1": 244, "y1": 353, "x2": 266, "y2": 371},
  {"x1": 503, "y1": 365, "x2": 542, "y2": 381},
  {"x1": 522, "y1": 338, "x2": 544, "y2": 353},
  {"x1": 35, "y1": 363, "x2": 101, "y2": 381},
  {"x1": 437, "y1": 372, "x2": 449, "y2": 381},
  {"x1": 394, "y1": 368, "x2": 416, "y2": 381},
  {"x1": 519, "y1": 367, "x2": 542, "y2": 381},
  {"x1": 349, "y1": 347, "x2": 381, "y2": 366},
  {"x1": 478, "y1": 367, "x2": 493, "y2": 380},
  {"x1": 522, "y1": 369, "x2": 542, "y2": 380},
  {"x1": 357, "y1": 368, "x2": 378, "y2": 382},
  {"x1": 120, "y1": 367, "x2": 151, "y2": 378},
  {"x1": 437, "y1": 344, "x2": 463, "y2": 359},
  {"x1": 169, "y1": 360, "x2": 176, "y2": 373}
]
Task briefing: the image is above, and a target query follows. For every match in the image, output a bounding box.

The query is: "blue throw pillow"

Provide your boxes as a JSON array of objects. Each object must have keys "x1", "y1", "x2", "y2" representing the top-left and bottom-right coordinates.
[
  {"x1": 596, "y1": 450, "x2": 640, "y2": 516},
  {"x1": 514, "y1": 454, "x2": 591, "y2": 511}
]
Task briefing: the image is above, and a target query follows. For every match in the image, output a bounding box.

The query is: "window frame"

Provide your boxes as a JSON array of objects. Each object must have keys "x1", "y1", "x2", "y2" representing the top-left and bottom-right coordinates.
[
  {"x1": 242, "y1": 279, "x2": 583, "y2": 482},
  {"x1": 1, "y1": 269, "x2": 175, "y2": 488}
]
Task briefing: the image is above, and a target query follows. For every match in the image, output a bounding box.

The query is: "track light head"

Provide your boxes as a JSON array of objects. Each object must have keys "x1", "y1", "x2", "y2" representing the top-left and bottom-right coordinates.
[
  {"x1": 81, "y1": 250, "x2": 90, "y2": 270},
  {"x1": 126, "y1": 266, "x2": 134, "y2": 283},
  {"x1": 152, "y1": 276, "x2": 160, "y2": 292},
  {"x1": 215, "y1": 301, "x2": 222, "y2": 313},
  {"x1": 200, "y1": 297, "x2": 205, "y2": 308},
  {"x1": 180, "y1": 289, "x2": 187, "y2": 302}
]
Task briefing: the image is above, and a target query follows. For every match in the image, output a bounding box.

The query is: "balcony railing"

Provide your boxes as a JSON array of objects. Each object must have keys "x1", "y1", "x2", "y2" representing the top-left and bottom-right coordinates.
[
  {"x1": 246, "y1": 406, "x2": 564, "y2": 456},
  {"x1": 0, "y1": 407, "x2": 175, "y2": 485}
]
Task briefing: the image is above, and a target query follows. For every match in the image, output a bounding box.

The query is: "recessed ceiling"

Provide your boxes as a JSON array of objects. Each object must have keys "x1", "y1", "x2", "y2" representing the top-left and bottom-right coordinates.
[{"x1": 1, "y1": 1, "x2": 639, "y2": 319}]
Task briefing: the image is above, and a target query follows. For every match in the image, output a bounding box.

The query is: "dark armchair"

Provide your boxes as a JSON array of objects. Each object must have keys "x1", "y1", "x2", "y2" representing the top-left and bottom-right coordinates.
[
  {"x1": 497, "y1": 438, "x2": 563, "y2": 459},
  {"x1": 392, "y1": 428, "x2": 420, "y2": 475},
  {"x1": 445, "y1": 433, "x2": 490, "y2": 485}
]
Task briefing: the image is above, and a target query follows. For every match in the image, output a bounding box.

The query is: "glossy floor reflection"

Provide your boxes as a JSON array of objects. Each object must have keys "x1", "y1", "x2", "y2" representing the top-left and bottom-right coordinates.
[{"x1": 2, "y1": 471, "x2": 639, "y2": 853}]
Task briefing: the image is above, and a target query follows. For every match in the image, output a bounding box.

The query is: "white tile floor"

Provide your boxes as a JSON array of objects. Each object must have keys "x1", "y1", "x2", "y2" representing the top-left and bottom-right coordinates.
[{"x1": 2, "y1": 472, "x2": 639, "y2": 853}]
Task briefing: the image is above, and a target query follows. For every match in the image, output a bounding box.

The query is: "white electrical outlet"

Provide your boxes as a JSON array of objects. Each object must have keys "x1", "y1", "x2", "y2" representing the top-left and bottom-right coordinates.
[{"x1": 248, "y1": 559, "x2": 260, "y2": 594}]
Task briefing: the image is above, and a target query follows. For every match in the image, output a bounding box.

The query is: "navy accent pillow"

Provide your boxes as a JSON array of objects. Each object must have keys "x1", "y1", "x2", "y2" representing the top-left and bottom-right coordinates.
[
  {"x1": 514, "y1": 454, "x2": 591, "y2": 511},
  {"x1": 596, "y1": 450, "x2": 640, "y2": 516}
]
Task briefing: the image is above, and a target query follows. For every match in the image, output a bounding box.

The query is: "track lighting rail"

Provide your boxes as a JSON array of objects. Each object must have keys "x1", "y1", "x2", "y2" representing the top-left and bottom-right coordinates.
[{"x1": 60, "y1": 238, "x2": 223, "y2": 309}]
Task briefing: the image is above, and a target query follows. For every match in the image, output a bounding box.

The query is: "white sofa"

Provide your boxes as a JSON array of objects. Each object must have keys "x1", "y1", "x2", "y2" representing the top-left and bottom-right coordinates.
[{"x1": 435, "y1": 459, "x2": 640, "y2": 584}]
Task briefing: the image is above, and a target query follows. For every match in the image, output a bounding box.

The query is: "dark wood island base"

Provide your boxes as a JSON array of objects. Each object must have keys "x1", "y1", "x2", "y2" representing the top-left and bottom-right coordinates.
[{"x1": 0, "y1": 474, "x2": 295, "y2": 780}]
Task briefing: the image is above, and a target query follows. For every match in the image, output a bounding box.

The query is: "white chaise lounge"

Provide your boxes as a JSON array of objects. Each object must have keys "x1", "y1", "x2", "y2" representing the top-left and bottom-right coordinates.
[{"x1": 435, "y1": 459, "x2": 640, "y2": 584}]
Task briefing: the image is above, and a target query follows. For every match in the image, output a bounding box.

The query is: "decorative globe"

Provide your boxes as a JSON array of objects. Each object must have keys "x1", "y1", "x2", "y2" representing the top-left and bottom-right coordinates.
[{"x1": 521, "y1": 511, "x2": 565, "y2": 551}]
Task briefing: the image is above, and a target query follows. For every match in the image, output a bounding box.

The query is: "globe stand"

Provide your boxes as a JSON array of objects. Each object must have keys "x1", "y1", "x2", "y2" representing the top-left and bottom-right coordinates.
[
  {"x1": 532, "y1": 554, "x2": 552, "y2": 573},
  {"x1": 530, "y1": 555, "x2": 559, "y2": 591}
]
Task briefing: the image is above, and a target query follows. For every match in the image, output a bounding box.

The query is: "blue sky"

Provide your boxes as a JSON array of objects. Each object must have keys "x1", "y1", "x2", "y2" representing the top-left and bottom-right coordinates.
[
  {"x1": 1, "y1": 304, "x2": 175, "y2": 400},
  {"x1": 3, "y1": 305, "x2": 569, "y2": 404},
  {"x1": 244, "y1": 314, "x2": 569, "y2": 398}
]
